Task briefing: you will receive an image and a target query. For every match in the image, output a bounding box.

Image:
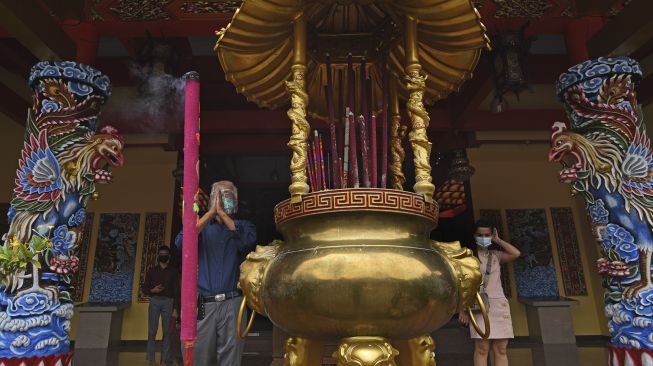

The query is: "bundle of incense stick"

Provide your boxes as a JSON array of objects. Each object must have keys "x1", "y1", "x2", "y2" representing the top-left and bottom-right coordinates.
[
  {"x1": 317, "y1": 55, "x2": 395, "y2": 192},
  {"x1": 307, "y1": 131, "x2": 330, "y2": 191}
]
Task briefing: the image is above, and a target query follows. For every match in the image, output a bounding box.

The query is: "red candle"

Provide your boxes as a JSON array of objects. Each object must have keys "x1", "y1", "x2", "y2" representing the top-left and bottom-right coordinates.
[
  {"x1": 348, "y1": 110, "x2": 359, "y2": 187},
  {"x1": 358, "y1": 114, "x2": 371, "y2": 188},
  {"x1": 343, "y1": 110, "x2": 350, "y2": 189},
  {"x1": 360, "y1": 59, "x2": 367, "y2": 123},
  {"x1": 381, "y1": 66, "x2": 388, "y2": 188},
  {"x1": 312, "y1": 130, "x2": 322, "y2": 191},
  {"x1": 181, "y1": 71, "x2": 200, "y2": 364},
  {"x1": 307, "y1": 150, "x2": 315, "y2": 192},
  {"x1": 319, "y1": 136, "x2": 327, "y2": 190}
]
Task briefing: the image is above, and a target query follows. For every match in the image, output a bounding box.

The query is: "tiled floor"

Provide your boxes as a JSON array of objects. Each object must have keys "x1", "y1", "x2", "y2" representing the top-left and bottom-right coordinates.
[{"x1": 74, "y1": 344, "x2": 608, "y2": 366}]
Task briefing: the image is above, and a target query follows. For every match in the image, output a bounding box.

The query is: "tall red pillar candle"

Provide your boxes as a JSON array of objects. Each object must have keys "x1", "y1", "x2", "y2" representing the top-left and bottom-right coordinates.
[{"x1": 181, "y1": 71, "x2": 200, "y2": 363}]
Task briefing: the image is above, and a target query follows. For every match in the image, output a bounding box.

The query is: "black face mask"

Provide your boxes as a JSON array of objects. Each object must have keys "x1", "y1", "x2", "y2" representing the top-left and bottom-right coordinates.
[{"x1": 158, "y1": 255, "x2": 170, "y2": 263}]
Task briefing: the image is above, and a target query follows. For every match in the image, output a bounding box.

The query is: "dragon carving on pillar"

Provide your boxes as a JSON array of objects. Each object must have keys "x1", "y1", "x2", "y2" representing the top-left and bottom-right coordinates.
[
  {"x1": 0, "y1": 61, "x2": 124, "y2": 366},
  {"x1": 548, "y1": 56, "x2": 653, "y2": 365}
]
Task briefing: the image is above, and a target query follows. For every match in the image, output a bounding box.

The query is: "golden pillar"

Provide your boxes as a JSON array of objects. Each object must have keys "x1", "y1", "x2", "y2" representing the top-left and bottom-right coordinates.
[
  {"x1": 404, "y1": 15, "x2": 435, "y2": 202},
  {"x1": 286, "y1": 13, "x2": 310, "y2": 203},
  {"x1": 390, "y1": 76, "x2": 407, "y2": 191}
]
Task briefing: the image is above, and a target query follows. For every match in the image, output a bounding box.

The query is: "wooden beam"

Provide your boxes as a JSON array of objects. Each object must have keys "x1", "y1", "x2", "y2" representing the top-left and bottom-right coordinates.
[
  {"x1": 0, "y1": 66, "x2": 31, "y2": 102},
  {"x1": 0, "y1": 0, "x2": 76, "y2": 60},
  {"x1": 587, "y1": 0, "x2": 653, "y2": 58}
]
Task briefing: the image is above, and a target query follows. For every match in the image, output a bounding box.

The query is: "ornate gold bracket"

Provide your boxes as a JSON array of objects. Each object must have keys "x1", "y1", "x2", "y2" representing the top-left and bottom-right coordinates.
[
  {"x1": 333, "y1": 336, "x2": 399, "y2": 366},
  {"x1": 404, "y1": 16, "x2": 435, "y2": 202},
  {"x1": 390, "y1": 76, "x2": 407, "y2": 191},
  {"x1": 287, "y1": 14, "x2": 310, "y2": 203}
]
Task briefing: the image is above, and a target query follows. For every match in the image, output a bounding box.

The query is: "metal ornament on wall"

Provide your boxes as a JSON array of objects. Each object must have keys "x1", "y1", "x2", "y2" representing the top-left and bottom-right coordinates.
[
  {"x1": 489, "y1": 24, "x2": 532, "y2": 113},
  {"x1": 448, "y1": 150, "x2": 476, "y2": 181}
]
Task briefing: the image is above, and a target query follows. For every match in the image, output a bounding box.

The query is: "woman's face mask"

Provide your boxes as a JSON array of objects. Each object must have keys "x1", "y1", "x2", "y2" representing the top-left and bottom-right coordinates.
[{"x1": 475, "y1": 236, "x2": 492, "y2": 248}]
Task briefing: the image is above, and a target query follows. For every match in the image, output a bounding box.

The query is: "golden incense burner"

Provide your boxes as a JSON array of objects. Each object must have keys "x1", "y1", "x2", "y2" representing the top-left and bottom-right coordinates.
[{"x1": 216, "y1": 1, "x2": 490, "y2": 364}]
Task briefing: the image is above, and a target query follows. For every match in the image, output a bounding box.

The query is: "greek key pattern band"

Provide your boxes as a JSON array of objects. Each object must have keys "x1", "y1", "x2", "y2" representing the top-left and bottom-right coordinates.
[{"x1": 274, "y1": 189, "x2": 439, "y2": 225}]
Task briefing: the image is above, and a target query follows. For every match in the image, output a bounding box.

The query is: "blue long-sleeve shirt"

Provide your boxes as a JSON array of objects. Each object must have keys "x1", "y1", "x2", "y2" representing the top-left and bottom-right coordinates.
[{"x1": 175, "y1": 219, "x2": 257, "y2": 296}]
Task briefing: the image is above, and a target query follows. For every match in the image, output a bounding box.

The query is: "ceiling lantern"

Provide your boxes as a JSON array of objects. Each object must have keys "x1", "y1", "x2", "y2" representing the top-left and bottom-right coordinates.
[{"x1": 490, "y1": 24, "x2": 532, "y2": 113}]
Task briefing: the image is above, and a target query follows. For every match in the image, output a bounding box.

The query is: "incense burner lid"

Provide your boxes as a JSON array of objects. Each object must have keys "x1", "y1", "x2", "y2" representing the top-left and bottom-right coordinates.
[{"x1": 215, "y1": 0, "x2": 489, "y2": 119}]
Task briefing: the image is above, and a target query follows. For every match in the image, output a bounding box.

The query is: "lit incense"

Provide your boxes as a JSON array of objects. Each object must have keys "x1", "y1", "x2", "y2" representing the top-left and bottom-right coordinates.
[
  {"x1": 325, "y1": 55, "x2": 340, "y2": 189},
  {"x1": 347, "y1": 53, "x2": 356, "y2": 115},
  {"x1": 343, "y1": 110, "x2": 350, "y2": 188},
  {"x1": 313, "y1": 130, "x2": 322, "y2": 190},
  {"x1": 358, "y1": 115, "x2": 371, "y2": 188},
  {"x1": 319, "y1": 135, "x2": 327, "y2": 190},
  {"x1": 381, "y1": 66, "x2": 388, "y2": 188},
  {"x1": 371, "y1": 113, "x2": 377, "y2": 188},
  {"x1": 349, "y1": 111, "x2": 359, "y2": 187},
  {"x1": 307, "y1": 153, "x2": 315, "y2": 192},
  {"x1": 181, "y1": 71, "x2": 200, "y2": 365}
]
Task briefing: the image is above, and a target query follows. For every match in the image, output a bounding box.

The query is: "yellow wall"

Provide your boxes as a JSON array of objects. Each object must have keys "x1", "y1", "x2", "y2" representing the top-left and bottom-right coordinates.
[
  {"x1": 468, "y1": 142, "x2": 609, "y2": 336},
  {"x1": 74, "y1": 142, "x2": 177, "y2": 340}
]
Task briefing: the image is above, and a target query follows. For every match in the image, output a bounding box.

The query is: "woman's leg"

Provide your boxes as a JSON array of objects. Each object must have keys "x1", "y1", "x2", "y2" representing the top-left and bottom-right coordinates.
[
  {"x1": 473, "y1": 339, "x2": 491, "y2": 366},
  {"x1": 491, "y1": 339, "x2": 509, "y2": 366}
]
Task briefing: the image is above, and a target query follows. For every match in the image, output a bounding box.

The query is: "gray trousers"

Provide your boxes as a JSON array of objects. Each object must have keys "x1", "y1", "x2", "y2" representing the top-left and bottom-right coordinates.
[
  {"x1": 148, "y1": 296, "x2": 174, "y2": 362},
  {"x1": 192, "y1": 296, "x2": 246, "y2": 366}
]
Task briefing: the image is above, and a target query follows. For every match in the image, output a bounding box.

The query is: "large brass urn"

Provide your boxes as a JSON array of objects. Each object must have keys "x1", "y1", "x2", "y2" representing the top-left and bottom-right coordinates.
[
  {"x1": 269, "y1": 189, "x2": 459, "y2": 339},
  {"x1": 216, "y1": 1, "x2": 490, "y2": 364}
]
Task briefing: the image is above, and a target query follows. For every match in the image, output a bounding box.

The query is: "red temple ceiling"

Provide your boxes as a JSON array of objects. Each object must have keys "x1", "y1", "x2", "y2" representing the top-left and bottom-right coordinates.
[{"x1": 0, "y1": 0, "x2": 650, "y2": 155}]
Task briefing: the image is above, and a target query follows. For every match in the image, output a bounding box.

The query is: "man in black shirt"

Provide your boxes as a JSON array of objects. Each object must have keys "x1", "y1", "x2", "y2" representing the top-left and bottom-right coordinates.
[{"x1": 144, "y1": 246, "x2": 179, "y2": 366}]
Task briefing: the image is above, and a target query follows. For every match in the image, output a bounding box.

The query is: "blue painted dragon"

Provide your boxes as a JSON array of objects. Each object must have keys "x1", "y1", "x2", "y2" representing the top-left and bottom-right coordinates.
[
  {"x1": 0, "y1": 61, "x2": 123, "y2": 364},
  {"x1": 548, "y1": 56, "x2": 653, "y2": 363}
]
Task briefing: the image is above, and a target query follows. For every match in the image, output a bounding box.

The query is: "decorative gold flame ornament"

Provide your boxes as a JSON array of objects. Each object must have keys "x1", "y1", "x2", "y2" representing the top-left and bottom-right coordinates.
[{"x1": 217, "y1": 1, "x2": 490, "y2": 364}]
